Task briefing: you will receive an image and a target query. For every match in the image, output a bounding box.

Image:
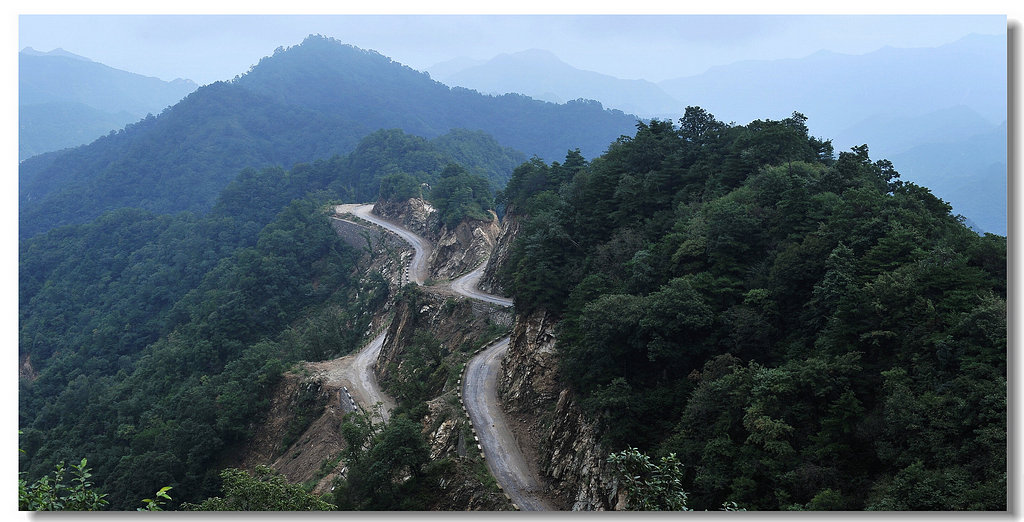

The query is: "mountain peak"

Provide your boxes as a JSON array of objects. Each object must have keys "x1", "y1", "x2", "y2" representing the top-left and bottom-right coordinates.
[
  {"x1": 438, "y1": 47, "x2": 679, "y2": 117},
  {"x1": 20, "y1": 47, "x2": 93, "y2": 62}
]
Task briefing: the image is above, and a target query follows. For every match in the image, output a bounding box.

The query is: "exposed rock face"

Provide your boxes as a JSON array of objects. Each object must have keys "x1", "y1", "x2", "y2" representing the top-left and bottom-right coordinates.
[
  {"x1": 232, "y1": 210, "x2": 408, "y2": 494},
  {"x1": 416, "y1": 398, "x2": 514, "y2": 512},
  {"x1": 374, "y1": 290, "x2": 427, "y2": 385},
  {"x1": 422, "y1": 395, "x2": 469, "y2": 461},
  {"x1": 545, "y1": 390, "x2": 623, "y2": 511},
  {"x1": 20, "y1": 353, "x2": 38, "y2": 383},
  {"x1": 428, "y1": 212, "x2": 501, "y2": 281},
  {"x1": 374, "y1": 197, "x2": 502, "y2": 281},
  {"x1": 427, "y1": 461, "x2": 513, "y2": 511},
  {"x1": 372, "y1": 287, "x2": 515, "y2": 511},
  {"x1": 479, "y1": 208, "x2": 521, "y2": 295},
  {"x1": 236, "y1": 200, "x2": 514, "y2": 510},
  {"x1": 497, "y1": 309, "x2": 560, "y2": 413},
  {"x1": 235, "y1": 373, "x2": 346, "y2": 494},
  {"x1": 373, "y1": 197, "x2": 441, "y2": 242},
  {"x1": 376, "y1": 288, "x2": 504, "y2": 385},
  {"x1": 497, "y1": 309, "x2": 621, "y2": 511}
]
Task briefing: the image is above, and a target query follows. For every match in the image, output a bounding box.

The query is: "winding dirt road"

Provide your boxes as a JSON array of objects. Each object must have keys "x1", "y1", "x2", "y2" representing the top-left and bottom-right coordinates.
[
  {"x1": 349, "y1": 332, "x2": 395, "y2": 421},
  {"x1": 348, "y1": 203, "x2": 433, "y2": 284},
  {"x1": 302, "y1": 330, "x2": 395, "y2": 422},
  {"x1": 463, "y1": 338, "x2": 554, "y2": 511},
  {"x1": 331, "y1": 202, "x2": 549, "y2": 510},
  {"x1": 451, "y1": 264, "x2": 513, "y2": 307}
]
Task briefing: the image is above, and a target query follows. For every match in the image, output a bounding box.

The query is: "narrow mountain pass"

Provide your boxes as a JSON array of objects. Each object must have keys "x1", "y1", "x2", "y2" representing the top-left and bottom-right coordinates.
[
  {"x1": 303, "y1": 330, "x2": 396, "y2": 422},
  {"x1": 349, "y1": 331, "x2": 395, "y2": 421},
  {"x1": 334, "y1": 202, "x2": 551, "y2": 510},
  {"x1": 451, "y1": 263, "x2": 513, "y2": 307},
  {"x1": 348, "y1": 203, "x2": 432, "y2": 284},
  {"x1": 463, "y1": 338, "x2": 555, "y2": 511}
]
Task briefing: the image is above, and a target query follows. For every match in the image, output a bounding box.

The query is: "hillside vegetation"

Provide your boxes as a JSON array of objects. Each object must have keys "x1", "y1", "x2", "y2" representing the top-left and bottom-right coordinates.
[
  {"x1": 19, "y1": 48, "x2": 198, "y2": 160},
  {"x1": 18, "y1": 33, "x2": 1004, "y2": 511},
  {"x1": 18, "y1": 127, "x2": 513, "y2": 509},
  {"x1": 500, "y1": 108, "x2": 1006, "y2": 510},
  {"x1": 19, "y1": 34, "x2": 634, "y2": 238}
]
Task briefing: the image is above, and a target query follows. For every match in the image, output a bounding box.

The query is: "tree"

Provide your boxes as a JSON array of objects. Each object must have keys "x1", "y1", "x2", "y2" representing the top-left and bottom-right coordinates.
[
  {"x1": 334, "y1": 414, "x2": 432, "y2": 510},
  {"x1": 378, "y1": 171, "x2": 423, "y2": 201},
  {"x1": 607, "y1": 447, "x2": 690, "y2": 511},
  {"x1": 428, "y1": 163, "x2": 495, "y2": 228},
  {"x1": 182, "y1": 466, "x2": 334, "y2": 511}
]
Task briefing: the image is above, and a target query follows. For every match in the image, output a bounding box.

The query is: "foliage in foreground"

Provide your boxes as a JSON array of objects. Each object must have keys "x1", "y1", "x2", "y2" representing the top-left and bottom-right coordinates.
[
  {"x1": 182, "y1": 466, "x2": 333, "y2": 511},
  {"x1": 18, "y1": 458, "x2": 108, "y2": 511},
  {"x1": 607, "y1": 447, "x2": 690, "y2": 511},
  {"x1": 333, "y1": 411, "x2": 432, "y2": 510}
]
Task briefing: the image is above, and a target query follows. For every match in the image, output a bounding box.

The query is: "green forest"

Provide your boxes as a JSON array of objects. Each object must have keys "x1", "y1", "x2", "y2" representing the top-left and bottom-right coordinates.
[
  {"x1": 18, "y1": 128, "x2": 505, "y2": 509},
  {"x1": 19, "y1": 102, "x2": 1005, "y2": 510},
  {"x1": 18, "y1": 35, "x2": 631, "y2": 239},
  {"x1": 499, "y1": 108, "x2": 1005, "y2": 510}
]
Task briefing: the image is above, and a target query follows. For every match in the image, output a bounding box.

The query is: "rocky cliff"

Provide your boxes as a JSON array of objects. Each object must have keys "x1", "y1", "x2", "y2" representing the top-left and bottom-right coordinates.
[
  {"x1": 497, "y1": 309, "x2": 560, "y2": 413},
  {"x1": 479, "y1": 208, "x2": 521, "y2": 295},
  {"x1": 374, "y1": 197, "x2": 501, "y2": 281},
  {"x1": 372, "y1": 197, "x2": 441, "y2": 242},
  {"x1": 428, "y1": 213, "x2": 501, "y2": 281},
  {"x1": 235, "y1": 199, "x2": 516, "y2": 509},
  {"x1": 496, "y1": 309, "x2": 622, "y2": 511},
  {"x1": 232, "y1": 208, "x2": 407, "y2": 494},
  {"x1": 418, "y1": 395, "x2": 514, "y2": 510},
  {"x1": 235, "y1": 373, "x2": 345, "y2": 494},
  {"x1": 372, "y1": 284, "x2": 515, "y2": 511},
  {"x1": 375, "y1": 286, "x2": 510, "y2": 387},
  {"x1": 545, "y1": 390, "x2": 625, "y2": 510}
]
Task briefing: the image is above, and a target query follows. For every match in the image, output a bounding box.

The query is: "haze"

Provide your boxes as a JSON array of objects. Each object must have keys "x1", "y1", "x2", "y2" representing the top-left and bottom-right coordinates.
[{"x1": 19, "y1": 14, "x2": 1006, "y2": 86}]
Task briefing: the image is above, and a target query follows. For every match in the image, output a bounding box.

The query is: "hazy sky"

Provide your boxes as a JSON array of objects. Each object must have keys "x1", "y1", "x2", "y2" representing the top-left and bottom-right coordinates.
[{"x1": 18, "y1": 13, "x2": 1008, "y2": 85}]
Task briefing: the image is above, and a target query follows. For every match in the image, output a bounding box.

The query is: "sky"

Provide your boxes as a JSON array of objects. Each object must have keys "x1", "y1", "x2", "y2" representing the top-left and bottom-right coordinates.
[{"x1": 16, "y1": 12, "x2": 1009, "y2": 86}]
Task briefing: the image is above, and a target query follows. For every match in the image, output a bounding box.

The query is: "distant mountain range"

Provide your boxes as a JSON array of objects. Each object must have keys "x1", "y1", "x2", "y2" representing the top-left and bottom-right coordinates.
[
  {"x1": 19, "y1": 35, "x2": 640, "y2": 238},
  {"x1": 20, "y1": 33, "x2": 1006, "y2": 235},
  {"x1": 658, "y1": 33, "x2": 1006, "y2": 235},
  {"x1": 656, "y1": 33, "x2": 1004, "y2": 141},
  {"x1": 19, "y1": 47, "x2": 199, "y2": 160},
  {"x1": 429, "y1": 49, "x2": 683, "y2": 118},
  {"x1": 430, "y1": 34, "x2": 1007, "y2": 234}
]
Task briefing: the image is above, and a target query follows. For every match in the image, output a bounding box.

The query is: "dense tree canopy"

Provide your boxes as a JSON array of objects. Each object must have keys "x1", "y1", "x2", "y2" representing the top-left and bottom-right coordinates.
[
  {"x1": 501, "y1": 107, "x2": 1006, "y2": 510},
  {"x1": 19, "y1": 196, "x2": 370, "y2": 509},
  {"x1": 19, "y1": 96, "x2": 1004, "y2": 511},
  {"x1": 18, "y1": 119, "x2": 518, "y2": 509},
  {"x1": 428, "y1": 164, "x2": 495, "y2": 228},
  {"x1": 182, "y1": 466, "x2": 334, "y2": 511},
  {"x1": 19, "y1": 33, "x2": 633, "y2": 238}
]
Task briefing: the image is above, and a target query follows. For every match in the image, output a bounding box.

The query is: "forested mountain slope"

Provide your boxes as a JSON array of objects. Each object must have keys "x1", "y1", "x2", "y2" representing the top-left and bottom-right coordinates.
[
  {"x1": 497, "y1": 108, "x2": 1006, "y2": 510},
  {"x1": 18, "y1": 29, "x2": 1004, "y2": 509},
  {"x1": 19, "y1": 34, "x2": 635, "y2": 238},
  {"x1": 656, "y1": 34, "x2": 1006, "y2": 234},
  {"x1": 20, "y1": 196, "x2": 367, "y2": 509},
  {"x1": 18, "y1": 128, "x2": 515, "y2": 510},
  {"x1": 19, "y1": 48, "x2": 198, "y2": 160},
  {"x1": 233, "y1": 36, "x2": 637, "y2": 161}
]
